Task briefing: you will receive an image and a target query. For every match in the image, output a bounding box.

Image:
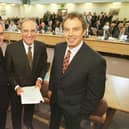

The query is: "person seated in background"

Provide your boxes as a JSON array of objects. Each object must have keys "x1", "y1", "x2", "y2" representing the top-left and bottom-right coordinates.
[
  {"x1": 119, "y1": 26, "x2": 129, "y2": 41},
  {"x1": 46, "y1": 20, "x2": 55, "y2": 33},
  {"x1": 112, "y1": 22, "x2": 124, "y2": 38},
  {"x1": 92, "y1": 20, "x2": 103, "y2": 36},
  {"x1": 109, "y1": 22, "x2": 116, "y2": 37},
  {"x1": 7, "y1": 20, "x2": 18, "y2": 32},
  {"x1": 54, "y1": 21, "x2": 63, "y2": 35},
  {"x1": 37, "y1": 22, "x2": 47, "y2": 33},
  {"x1": 103, "y1": 22, "x2": 110, "y2": 40},
  {"x1": 125, "y1": 22, "x2": 129, "y2": 37}
]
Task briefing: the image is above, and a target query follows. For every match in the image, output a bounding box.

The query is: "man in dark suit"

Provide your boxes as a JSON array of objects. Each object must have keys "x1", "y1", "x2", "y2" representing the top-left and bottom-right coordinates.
[
  {"x1": 0, "y1": 23, "x2": 9, "y2": 129},
  {"x1": 5, "y1": 19, "x2": 48, "y2": 129},
  {"x1": 48, "y1": 12, "x2": 106, "y2": 129}
]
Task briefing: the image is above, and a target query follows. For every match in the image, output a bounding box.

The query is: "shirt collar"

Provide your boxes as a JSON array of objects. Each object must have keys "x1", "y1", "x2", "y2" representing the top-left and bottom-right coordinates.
[
  {"x1": 66, "y1": 40, "x2": 83, "y2": 55},
  {"x1": 23, "y1": 41, "x2": 34, "y2": 49}
]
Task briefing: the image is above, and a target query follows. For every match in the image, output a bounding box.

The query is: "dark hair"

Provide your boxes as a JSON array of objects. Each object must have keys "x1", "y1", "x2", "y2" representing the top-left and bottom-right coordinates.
[{"x1": 62, "y1": 12, "x2": 87, "y2": 30}]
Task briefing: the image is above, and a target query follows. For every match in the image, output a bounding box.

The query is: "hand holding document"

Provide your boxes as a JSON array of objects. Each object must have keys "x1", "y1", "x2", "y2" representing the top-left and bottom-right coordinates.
[{"x1": 21, "y1": 86, "x2": 44, "y2": 104}]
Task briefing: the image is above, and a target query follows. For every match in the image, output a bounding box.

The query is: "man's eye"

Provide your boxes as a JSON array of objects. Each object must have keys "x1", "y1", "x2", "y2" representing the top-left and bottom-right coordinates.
[
  {"x1": 0, "y1": 32, "x2": 4, "y2": 35},
  {"x1": 23, "y1": 30, "x2": 28, "y2": 33},
  {"x1": 31, "y1": 30, "x2": 36, "y2": 33},
  {"x1": 73, "y1": 28, "x2": 80, "y2": 31},
  {"x1": 64, "y1": 29, "x2": 69, "y2": 32}
]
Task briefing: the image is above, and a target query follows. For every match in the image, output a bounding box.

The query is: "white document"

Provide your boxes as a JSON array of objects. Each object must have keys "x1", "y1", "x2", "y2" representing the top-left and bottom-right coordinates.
[{"x1": 21, "y1": 86, "x2": 44, "y2": 104}]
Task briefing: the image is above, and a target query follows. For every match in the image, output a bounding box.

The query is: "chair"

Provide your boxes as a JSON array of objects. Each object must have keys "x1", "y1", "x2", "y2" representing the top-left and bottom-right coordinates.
[{"x1": 88, "y1": 99, "x2": 108, "y2": 129}]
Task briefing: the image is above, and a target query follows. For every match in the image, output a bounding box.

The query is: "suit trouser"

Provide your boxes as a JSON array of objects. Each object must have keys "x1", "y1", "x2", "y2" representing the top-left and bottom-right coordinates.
[
  {"x1": 0, "y1": 111, "x2": 6, "y2": 129},
  {"x1": 49, "y1": 103, "x2": 88, "y2": 129},
  {"x1": 10, "y1": 89, "x2": 34, "y2": 129},
  {"x1": 0, "y1": 86, "x2": 9, "y2": 129}
]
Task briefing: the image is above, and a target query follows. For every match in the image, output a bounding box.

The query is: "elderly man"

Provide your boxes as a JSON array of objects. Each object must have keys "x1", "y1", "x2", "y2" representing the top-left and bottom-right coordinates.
[{"x1": 5, "y1": 19, "x2": 48, "y2": 129}]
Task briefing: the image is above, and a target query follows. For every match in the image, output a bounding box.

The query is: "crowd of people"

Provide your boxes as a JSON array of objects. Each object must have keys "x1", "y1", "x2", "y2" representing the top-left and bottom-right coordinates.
[{"x1": 0, "y1": 11, "x2": 129, "y2": 40}]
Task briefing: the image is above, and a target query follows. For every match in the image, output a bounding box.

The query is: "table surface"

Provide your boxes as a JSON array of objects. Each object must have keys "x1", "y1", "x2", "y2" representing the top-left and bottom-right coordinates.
[
  {"x1": 4, "y1": 32, "x2": 129, "y2": 56},
  {"x1": 104, "y1": 75, "x2": 129, "y2": 113}
]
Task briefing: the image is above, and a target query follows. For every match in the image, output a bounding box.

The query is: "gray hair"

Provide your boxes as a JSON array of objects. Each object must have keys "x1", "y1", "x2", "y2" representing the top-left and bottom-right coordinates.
[{"x1": 21, "y1": 18, "x2": 37, "y2": 30}]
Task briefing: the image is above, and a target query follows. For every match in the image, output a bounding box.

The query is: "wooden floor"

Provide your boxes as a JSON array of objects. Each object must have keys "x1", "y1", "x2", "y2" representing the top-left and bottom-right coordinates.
[{"x1": 6, "y1": 48, "x2": 129, "y2": 129}]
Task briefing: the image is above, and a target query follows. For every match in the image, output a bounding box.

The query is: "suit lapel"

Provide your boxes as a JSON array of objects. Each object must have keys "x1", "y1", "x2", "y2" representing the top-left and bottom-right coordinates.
[
  {"x1": 57, "y1": 44, "x2": 67, "y2": 77},
  {"x1": 19, "y1": 41, "x2": 32, "y2": 71},
  {"x1": 32, "y1": 42, "x2": 38, "y2": 72},
  {"x1": 19, "y1": 41, "x2": 29, "y2": 63},
  {"x1": 62, "y1": 43, "x2": 86, "y2": 77}
]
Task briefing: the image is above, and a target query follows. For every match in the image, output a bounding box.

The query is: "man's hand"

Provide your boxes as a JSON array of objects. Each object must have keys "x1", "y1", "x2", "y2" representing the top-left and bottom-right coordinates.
[
  {"x1": 16, "y1": 86, "x2": 23, "y2": 96},
  {"x1": 44, "y1": 90, "x2": 52, "y2": 103},
  {"x1": 35, "y1": 79, "x2": 42, "y2": 89},
  {"x1": 48, "y1": 90, "x2": 52, "y2": 99}
]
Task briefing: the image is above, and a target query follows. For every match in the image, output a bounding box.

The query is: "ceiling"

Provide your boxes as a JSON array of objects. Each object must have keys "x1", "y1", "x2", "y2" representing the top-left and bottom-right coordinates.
[
  {"x1": 31, "y1": 0, "x2": 129, "y2": 3},
  {"x1": 0, "y1": 0, "x2": 129, "y2": 4}
]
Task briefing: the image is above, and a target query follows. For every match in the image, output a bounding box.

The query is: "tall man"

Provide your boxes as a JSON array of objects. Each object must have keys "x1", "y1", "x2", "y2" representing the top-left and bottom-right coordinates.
[
  {"x1": 5, "y1": 19, "x2": 48, "y2": 129},
  {"x1": 48, "y1": 12, "x2": 106, "y2": 129},
  {"x1": 0, "y1": 23, "x2": 9, "y2": 129}
]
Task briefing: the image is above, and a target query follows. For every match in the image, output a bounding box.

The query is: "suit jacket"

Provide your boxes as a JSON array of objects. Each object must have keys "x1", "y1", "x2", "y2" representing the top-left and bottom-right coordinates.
[
  {"x1": 5, "y1": 40, "x2": 47, "y2": 88},
  {"x1": 0, "y1": 47, "x2": 8, "y2": 86},
  {"x1": 49, "y1": 42, "x2": 106, "y2": 118},
  {"x1": 0, "y1": 47, "x2": 9, "y2": 109}
]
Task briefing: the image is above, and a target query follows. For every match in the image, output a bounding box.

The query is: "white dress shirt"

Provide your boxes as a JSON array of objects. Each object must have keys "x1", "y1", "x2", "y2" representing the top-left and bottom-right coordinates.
[
  {"x1": 23, "y1": 41, "x2": 34, "y2": 58},
  {"x1": 64, "y1": 40, "x2": 83, "y2": 64}
]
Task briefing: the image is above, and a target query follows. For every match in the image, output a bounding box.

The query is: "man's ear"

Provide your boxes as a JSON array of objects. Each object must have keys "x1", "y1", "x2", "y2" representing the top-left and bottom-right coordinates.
[{"x1": 83, "y1": 29, "x2": 86, "y2": 37}]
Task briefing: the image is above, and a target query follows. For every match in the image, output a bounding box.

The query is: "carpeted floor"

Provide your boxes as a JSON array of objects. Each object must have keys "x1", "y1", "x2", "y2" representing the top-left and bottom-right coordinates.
[{"x1": 34, "y1": 102, "x2": 129, "y2": 129}]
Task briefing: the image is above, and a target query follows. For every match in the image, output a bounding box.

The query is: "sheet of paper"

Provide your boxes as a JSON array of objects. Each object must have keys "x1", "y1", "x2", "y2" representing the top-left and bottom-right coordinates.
[{"x1": 21, "y1": 86, "x2": 44, "y2": 104}]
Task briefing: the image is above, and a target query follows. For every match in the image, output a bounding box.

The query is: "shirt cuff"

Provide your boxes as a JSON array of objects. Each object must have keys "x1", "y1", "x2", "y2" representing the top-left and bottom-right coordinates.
[
  {"x1": 37, "y1": 77, "x2": 43, "y2": 82},
  {"x1": 14, "y1": 85, "x2": 20, "y2": 91}
]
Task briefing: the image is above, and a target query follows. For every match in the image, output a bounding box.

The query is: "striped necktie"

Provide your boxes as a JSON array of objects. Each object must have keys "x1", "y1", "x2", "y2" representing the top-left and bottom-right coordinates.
[
  {"x1": 62, "y1": 50, "x2": 71, "y2": 74},
  {"x1": 27, "y1": 46, "x2": 32, "y2": 69}
]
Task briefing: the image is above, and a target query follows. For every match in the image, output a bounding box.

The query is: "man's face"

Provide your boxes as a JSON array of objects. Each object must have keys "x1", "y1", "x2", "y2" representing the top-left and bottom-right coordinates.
[
  {"x1": 63, "y1": 18, "x2": 86, "y2": 48},
  {"x1": 21, "y1": 20, "x2": 36, "y2": 45},
  {"x1": 0, "y1": 25, "x2": 4, "y2": 45}
]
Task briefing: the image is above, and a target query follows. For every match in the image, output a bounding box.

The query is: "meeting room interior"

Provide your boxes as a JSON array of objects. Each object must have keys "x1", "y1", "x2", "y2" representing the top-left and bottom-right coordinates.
[{"x1": 0, "y1": 0, "x2": 129, "y2": 129}]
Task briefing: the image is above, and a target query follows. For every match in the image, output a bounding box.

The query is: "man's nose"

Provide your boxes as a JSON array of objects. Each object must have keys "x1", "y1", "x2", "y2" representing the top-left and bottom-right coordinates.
[
  {"x1": 27, "y1": 31, "x2": 32, "y2": 36},
  {"x1": 68, "y1": 29, "x2": 74, "y2": 35}
]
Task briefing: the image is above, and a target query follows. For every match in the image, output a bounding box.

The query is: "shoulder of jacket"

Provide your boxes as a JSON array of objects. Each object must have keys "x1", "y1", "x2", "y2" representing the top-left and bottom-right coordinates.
[
  {"x1": 34, "y1": 40, "x2": 46, "y2": 46},
  {"x1": 56, "y1": 42, "x2": 66, "y2": 48},
  {"x1": 7, "y1": 41, "x2": 18, "y2": 47}
]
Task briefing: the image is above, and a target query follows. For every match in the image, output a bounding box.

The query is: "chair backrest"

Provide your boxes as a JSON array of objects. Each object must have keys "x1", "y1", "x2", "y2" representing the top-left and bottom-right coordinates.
[{"x1": 89, "y1": 99, "x2": 108, "y2": 124}]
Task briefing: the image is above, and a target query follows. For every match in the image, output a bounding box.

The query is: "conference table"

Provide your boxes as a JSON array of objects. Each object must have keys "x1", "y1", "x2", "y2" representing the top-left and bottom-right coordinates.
[
  {"x1": 4, "y1": 31, "x2": 129, "y2": 56},
  {"x1": 103, "y1": 74, "x2": 129, "y2": 129}
]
